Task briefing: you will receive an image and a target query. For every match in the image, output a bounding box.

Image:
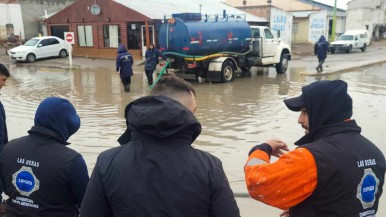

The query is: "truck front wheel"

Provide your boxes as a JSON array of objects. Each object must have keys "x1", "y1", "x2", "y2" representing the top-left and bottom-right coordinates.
[
  {"x1": 221, "y1": 61, "x2": 235, "y2": 83},
  {"x1": 275, "y1": 53, "x2": 288, "y2": 74},
  {"x1": 346, "y1": 45, "x2": 352, "y2": 53}
]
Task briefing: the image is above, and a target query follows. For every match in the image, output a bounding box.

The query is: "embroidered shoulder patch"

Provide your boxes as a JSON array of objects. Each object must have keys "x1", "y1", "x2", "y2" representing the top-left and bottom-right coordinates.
[
  {"x1": 356, "y1": 168, "x2": 380, "y2": 209},
  {"x1": 12, "y1": 166, "x2": 40, "y2": 197}
]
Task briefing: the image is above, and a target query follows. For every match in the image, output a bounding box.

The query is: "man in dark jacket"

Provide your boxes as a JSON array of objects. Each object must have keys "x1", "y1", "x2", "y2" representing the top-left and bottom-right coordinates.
[
  {"x1": 144, "y1": 43, "x2": 167, "y2": 85},
  {"x1": 116, "y1": 44, "x2": 134, "y2": 92},
  {"x1": 245, "y1": 80, "x2": 385, "y2": 217},
  {"x1": 314, "y1": 35, "x2": 329, "y2": 72},
  {"x1": 0, "y1": 63, "x2": 10, "y2": 215},
  {"x1": 81, "y1": 75, "x2": 240, "y2": 217},
  {"x1": 0, "y1": 63, "x2": 10, "y2": 153},
  {"x1": 0, "y1": 97, "x2": 89, "y2": 217}
]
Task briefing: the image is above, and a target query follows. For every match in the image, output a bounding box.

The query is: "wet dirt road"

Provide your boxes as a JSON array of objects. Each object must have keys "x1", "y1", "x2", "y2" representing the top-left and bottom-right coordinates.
[{"x1": 2, "y1": 63, "x2": 386, "y2": 216}]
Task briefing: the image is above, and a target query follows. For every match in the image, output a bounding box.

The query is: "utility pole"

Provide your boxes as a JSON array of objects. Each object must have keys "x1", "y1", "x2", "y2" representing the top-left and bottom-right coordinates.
[
  {"x1": 267, "y1": 0, "x2": 272, "y2": 26},
  {"x1": 331, "y1": 0, "x2": 337, "y2": 41}
]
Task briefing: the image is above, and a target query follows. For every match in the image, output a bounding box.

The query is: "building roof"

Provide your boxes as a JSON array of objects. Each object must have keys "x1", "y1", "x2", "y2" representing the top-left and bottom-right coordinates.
[
  {"x1": 297, "y1": 0, "x2": 346, "y2": 12},
  {"x1": 0, "y1": 0, "x2": 19, "y2": 3},
  {"x1": 113, "y1": 0, "x2": 267, "y2": 22},
  {"x1": 291, "y1": 10, "x2": 346, "y2": 18},
  {"x1": 291, "y1": 11, "x2": 314, "y2": 18}
]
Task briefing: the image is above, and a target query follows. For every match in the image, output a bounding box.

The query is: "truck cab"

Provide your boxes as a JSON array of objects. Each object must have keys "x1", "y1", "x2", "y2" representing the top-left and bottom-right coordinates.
[{"x1": 243, "y1": 26, "x2": 291, "y2": 74}]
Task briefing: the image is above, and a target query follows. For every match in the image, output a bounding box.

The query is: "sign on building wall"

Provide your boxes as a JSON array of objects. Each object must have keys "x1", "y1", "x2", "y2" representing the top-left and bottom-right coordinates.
[
  {"x1": 270, "y1": 7, "x2": 293, "y2": 45},
  {"x1": 308, "y1": 10, "x2": 327, "y2": 43}
]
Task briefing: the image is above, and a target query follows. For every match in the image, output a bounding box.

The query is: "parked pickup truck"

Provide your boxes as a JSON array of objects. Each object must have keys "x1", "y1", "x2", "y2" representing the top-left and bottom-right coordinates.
[{"x1": 330, "y1": 30, "x2": 370, "y2": 54}]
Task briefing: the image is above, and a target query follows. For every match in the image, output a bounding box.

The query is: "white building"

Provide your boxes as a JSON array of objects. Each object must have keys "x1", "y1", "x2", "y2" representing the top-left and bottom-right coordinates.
[
  {"x1": 0, "y1": 2, "x2": 25, "y2": 40},
  {"x1": 225, "y1": 0, "x2": 346, "y2": 44},
  {"x1": 346, "y1": 0, "x2": 386, "y2": 40},
  {"x1": 267, "y1": 7, "x2": 293, "y2": 45}
]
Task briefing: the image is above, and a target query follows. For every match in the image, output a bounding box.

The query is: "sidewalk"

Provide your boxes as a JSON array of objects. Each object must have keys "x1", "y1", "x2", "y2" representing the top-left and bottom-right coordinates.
[{"x1": 290, "y1": 40, "x2": 386, "y2": 75}]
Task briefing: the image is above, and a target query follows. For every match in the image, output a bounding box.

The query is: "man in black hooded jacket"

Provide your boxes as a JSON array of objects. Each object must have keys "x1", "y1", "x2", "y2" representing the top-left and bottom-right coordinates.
[
  {"x1": 245, "y1": 80, "x2": 385, "y2": 217},
  {"x1": 314, "y1": 35, "x2": 329, "y2": 72},
  {"x1": 0, "y1": 97, "x2": 89, "y2": 217},
  {"x1": 81, "y1": 75, "x2": 240, "y2": 217}
]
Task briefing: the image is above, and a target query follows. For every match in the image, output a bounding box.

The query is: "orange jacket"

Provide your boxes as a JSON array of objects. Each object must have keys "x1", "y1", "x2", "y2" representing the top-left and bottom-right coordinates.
[{"x1": 244, "y1": 147, "x2": 317, "y2": 210}]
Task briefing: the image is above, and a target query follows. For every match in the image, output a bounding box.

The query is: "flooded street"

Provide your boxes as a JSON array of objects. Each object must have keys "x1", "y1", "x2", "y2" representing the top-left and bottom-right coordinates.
[{"x1": 2, "y1": 62, "x2": 386, "y2": 216}]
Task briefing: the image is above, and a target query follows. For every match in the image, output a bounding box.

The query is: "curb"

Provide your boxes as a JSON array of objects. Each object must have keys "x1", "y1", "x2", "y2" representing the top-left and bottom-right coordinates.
[{"x1": 300, "y1": 58, "x2": 386, "y2": 76}]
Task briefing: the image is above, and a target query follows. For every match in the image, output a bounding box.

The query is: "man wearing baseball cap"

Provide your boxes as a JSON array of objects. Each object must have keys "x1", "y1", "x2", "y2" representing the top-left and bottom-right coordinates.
[{"x1": 245, "y1": 80, "x2": 385, "y2": 216}]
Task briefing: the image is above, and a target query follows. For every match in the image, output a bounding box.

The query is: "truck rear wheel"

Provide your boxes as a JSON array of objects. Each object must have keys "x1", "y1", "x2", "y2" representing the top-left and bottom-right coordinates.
[
  {"x1": 221, "y1": 61, "x2": 235, "y2": 83},
  {"x1": 275, "y1": 53, "x2": 288, "y2": 74}
]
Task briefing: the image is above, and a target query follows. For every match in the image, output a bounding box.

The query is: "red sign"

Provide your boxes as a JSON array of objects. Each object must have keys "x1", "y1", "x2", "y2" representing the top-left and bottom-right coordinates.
[
  {"x1": 64, "y1": 32, "x2": 75, "y2": 44},
  {"x1": 66, "y1": 33, "x2": 73, "y2": 43}
]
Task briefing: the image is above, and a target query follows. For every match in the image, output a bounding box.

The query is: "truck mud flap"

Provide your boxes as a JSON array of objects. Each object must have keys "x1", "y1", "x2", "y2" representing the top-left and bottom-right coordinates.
[
  {"x1": 207, "y1": 71, "x2": 222, "y2": 82},
  {"x1": 172, "y1": 73, "x2": 196, "y2": 80}
]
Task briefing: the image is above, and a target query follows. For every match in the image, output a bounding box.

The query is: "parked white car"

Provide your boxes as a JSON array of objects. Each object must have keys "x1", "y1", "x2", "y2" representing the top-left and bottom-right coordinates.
[
  {"x1": 329, "y1": 30, "x2": 369, "y2": 54},
  {"x1": 8, "y1": 36, "x2": 68, "y2": 63}
]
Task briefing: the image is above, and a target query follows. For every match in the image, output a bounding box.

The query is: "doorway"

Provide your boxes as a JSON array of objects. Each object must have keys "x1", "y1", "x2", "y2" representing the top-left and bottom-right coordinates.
[
  {"x1": 51, "y1": 25, "x2": 69, "y2": 40},
  {"x1": 141, "y1": 25, "x2": 155, "y2": 56}
]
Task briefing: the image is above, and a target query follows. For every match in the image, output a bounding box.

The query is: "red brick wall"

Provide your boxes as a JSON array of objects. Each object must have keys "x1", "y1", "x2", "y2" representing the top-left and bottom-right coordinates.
[
  {"x1": 45, "y1": 0, "x2": 149, "y2": 59},
  {"x1": 48, "y1": 22, "x2": 142, "y2": 60}
]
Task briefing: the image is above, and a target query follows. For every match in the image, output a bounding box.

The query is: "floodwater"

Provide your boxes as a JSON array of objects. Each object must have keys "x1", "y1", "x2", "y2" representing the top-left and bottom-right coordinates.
[{"x1": 2, "y1": 63, "x2": 386, "y2": 216}]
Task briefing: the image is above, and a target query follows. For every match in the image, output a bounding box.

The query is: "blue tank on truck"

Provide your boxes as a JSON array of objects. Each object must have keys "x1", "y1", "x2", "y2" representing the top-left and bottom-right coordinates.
[{"x1": 158, "y1": 15, "x2": 251, "y2": 56}]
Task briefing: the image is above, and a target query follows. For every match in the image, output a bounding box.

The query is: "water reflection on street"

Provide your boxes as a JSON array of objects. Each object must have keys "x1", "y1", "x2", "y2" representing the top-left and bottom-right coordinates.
[{"x1": 2, "y1": 63, "x2": 386, "y2": 216}]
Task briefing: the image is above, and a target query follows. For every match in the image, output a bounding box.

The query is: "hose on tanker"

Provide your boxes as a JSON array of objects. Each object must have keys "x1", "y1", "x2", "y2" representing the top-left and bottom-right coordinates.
[
  {"x1": 163, "y1": 50, "x2": 252, "y2": 62},
  {"x1": 162, "y1": 52, "x2": 203, "y2": 58},
  {"x1": 149, "y1": 61, "x2": 170, "y2": 90},
  {"x1": 218, "y1": 50, "x2": 252, "y2": 56}
]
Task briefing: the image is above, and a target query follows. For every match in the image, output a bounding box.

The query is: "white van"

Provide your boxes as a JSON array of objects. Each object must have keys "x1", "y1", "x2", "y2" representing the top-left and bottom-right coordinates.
[{"x1": 329, "y1": 30, "x2": 370, "y2": 53}]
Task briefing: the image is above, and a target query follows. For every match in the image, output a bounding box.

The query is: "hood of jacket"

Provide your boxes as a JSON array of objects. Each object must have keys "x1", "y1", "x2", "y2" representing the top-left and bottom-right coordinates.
[
  {"x1": 126, "y1": 95, "x2": 201, "y2": 144},
  {"x1": 302, "y1": 80, "x2": 352, "y2": 132},
  {"x1": 34, "y1": 97, "x2": 80, "y2": 142},
  {"x1": 117, "y1": 44, "x2": 128, "y2": 53},
  {"x1": 318, "y1": 35, "x2": 326, "y2": 42}
]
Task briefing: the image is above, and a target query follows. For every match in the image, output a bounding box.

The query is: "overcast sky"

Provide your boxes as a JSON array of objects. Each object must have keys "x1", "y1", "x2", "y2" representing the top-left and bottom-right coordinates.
[
  {"x1": 213, "y1": 0, "x2": 351, "y2": 10},
  {"x1": 313, "y1": 0, "x2": 350, "y2": 9}
]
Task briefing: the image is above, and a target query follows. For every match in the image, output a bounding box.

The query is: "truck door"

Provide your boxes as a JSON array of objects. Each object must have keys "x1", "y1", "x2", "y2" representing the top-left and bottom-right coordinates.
[
  {"x1": 263, "y1": 28, "x2": 276, "y2": 57},
  {"x1": 354, "y1": 35, "x2": 359, "y2": 48}
]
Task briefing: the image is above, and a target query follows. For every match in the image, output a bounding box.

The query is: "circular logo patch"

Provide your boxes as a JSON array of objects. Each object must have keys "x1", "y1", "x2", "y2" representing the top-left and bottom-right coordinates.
[
  {"x1": 12, "y1": 166, "x2": 40, "y2": 197},
  {"x1": 357, "y1": 168, "x2": 379, "y2": 209},
  {"x1": 15, "y1": 171, "x2": 35, "y2": 192}
]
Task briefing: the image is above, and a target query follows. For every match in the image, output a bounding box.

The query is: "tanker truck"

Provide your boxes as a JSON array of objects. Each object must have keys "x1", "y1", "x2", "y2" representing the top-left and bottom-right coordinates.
[{"x1": 158, "y1": 13, "x2": 292, "y2": 83}]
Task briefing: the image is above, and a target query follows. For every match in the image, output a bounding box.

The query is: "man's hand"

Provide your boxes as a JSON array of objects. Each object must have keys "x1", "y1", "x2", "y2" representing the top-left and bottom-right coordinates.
[
  {"x1": 279, "y1": 210, "x2": 289, "y2": 217},
  {"x1": 0, "y1": 203, "x2": 6, "y2": 216},
  {"x1": 265, "y1": 139, "x2": 289, "y2": 158}
]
